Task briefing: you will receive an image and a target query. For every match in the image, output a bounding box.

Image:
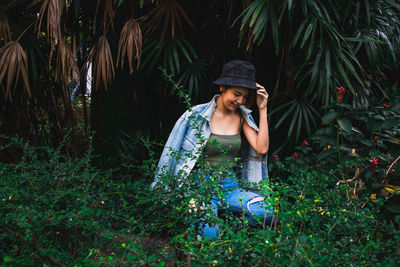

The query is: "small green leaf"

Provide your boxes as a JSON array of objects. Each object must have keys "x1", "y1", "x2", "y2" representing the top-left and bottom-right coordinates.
[
  {"x1": 117, "y1": 0, "x2": 124, "y2": 7},
  {"x1": 337, "y1": 118, "x2": 352, "y2": 135},
  {"x1": 321, "y1": 111, "x2": 337, "y2": 125}
]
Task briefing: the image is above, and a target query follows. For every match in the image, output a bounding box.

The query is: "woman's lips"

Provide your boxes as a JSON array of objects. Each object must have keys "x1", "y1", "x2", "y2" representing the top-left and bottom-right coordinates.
[{"x1": 231, "y1": 103, "x2": 240, "y2": 109}]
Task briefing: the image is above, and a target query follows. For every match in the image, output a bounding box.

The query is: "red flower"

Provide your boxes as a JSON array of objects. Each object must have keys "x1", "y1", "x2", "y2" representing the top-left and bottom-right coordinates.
[
  {"x1": 337, "y1": 86, "x2": 346, "y2": 94},
  {"x1": 379, "y1": 104, "x2": 390, "y2": 109},
  {"x1": 370, "y1": 157, "x2": 378, "y2": 170},
  {"x1": 301, "y1": 140, "x2": 309, "y2": 149},
  {"x1": 293, "y1": 152, "x2": 298, "y2": 159},
  {"x1": 272, "y1": 155, "x2": 278, "y2": 162},
  {"x1": 336, "y1": 86, "x2": 345, "y2": 104}
]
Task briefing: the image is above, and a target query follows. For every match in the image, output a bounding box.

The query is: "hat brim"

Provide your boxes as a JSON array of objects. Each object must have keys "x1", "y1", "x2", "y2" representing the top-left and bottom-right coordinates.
[{"x1": 213, "y1": 77, "x2": 258, "y2": 90}]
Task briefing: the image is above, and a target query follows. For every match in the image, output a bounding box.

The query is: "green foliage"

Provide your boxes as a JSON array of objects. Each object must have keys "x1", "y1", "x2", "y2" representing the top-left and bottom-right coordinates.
[
  {"x1": 0, "y1": 137, "x2": 112, "y2": 265},
  {"x1": 269, "y1": 85, "x2": 400, "y2": 220},
  {"x1": 3, "y1": 81, "x2": 400, "y2": 265},
  {"x1": 239, "y1": 0, "x2": 400, "y2": 99},
  {"x1": 142, "y1": 35, "x2": 198, "y2": 77},
  {"x1": 239, "y1": 0, "x2": 400, "y2": 151},
  {"x1": 2, "y1": 140, "x2": 400, "y2": 265}
]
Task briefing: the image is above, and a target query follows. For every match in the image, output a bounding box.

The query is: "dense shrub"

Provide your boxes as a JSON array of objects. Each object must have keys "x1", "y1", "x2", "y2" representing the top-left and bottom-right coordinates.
[
  {"x1": 2, "y1": 132, "x2": 400, "y2": 265},
  {"x1": 2, "y1": 81, "x2": 400, "y2": 265}
]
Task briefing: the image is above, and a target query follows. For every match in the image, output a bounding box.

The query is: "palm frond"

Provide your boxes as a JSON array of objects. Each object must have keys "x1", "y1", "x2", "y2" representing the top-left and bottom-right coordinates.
[
  {"x1": 176, "y1": 59, "x2": 209, "y2": 101},
  {"x1": 273, "y1": 97, "x2": 320, "y2": 142},
  {"x1": 142, "y1": 34, "x2": 197, "y2": 76},
  {"x1": 93, "y1": 35, "x2": 115, "y2": 90},
  {"x1": 9, "y1": 0, "x2": 26, "y2": 7},
  {"x1": 94, "y1": 0, "x2": 115, "y2": 34},
  {"x1": 117, "y1": 18, "x2": 142, "y2": 74},
  {"x1": 0, "y1": 14, "x2": 11, "y2": 43},
  {"x1": 55, "y1": 38, "x2": 78, "y2": 88},
  {"x1": 0, "y1": 41, "x2": 30, "y2": 101},
  {"x1": 236, "y1": 0, "x2": 280, "y2": 52},
  {"x1": 34, "y1": 0, "x2": 64, "y2": 45},
  {"x1": 143, "y1": 0, "x2": 196, "y2": 42}
]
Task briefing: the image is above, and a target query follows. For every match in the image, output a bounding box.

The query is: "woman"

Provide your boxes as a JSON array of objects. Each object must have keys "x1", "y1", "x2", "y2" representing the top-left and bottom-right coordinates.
[{"x1": 153, "y1": 60, "x2": 274, "y2": 237}]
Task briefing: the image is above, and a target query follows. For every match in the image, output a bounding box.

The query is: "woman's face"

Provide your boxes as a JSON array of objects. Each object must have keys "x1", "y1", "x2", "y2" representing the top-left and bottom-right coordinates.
[{"x1": 220, "y1": 86, "x2": 250, "y2": 111}]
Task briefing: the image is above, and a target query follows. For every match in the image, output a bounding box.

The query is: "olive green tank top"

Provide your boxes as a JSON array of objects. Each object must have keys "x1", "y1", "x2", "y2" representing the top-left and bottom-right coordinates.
[{"x1": 204, "y1": 132, "x2": 241, "y2": 166}]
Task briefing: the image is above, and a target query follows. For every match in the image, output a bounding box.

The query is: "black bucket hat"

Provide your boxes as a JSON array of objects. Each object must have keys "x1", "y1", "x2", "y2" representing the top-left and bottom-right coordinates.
[{"x1": 213, "y1": 60, "x2": 258, "y2": 90}]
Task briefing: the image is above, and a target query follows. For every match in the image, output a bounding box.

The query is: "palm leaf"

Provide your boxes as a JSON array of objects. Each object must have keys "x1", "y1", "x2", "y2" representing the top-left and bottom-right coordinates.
[
  {"x1": 273, "y1": 100, "x2": 296, "y2": 129},
  {"x1": 301, "y1": 21, "x2": 314, "y2": 49},
  {"x1": 290, "y1": 17, "x2": 309, "y2": 49},
  {"x1": 0, "y1": 14, "x2": 11, "y2": 43},
  {"x1": 33, "y1": 0, "x2": 64, "y2": 45},
  {"x1": 94, "y1": 0, "x2": 115, "y2": 34},
  {"x1": 0, "y1": 41, "x2": 30, "y2": 101},
  {"x1": 295, "y1": 108, "x2": 303, "y2": 141},
  {"x1": 288, "y1": 105, "x2": 300, "y2": 138},
  {"x1": 335, "y1": 60, "x2": 355, "y2": 94},
  {"x1": 176, "y1": 59, "x2": 209, "y2": 101},
  {"x1": 143, "y1": 0, "x2": 196, "y2": 42},
  {"x1": 236, "y1": 0, "x2": 281, "y2": 51},
  {"x1": 141, "y1": 35, "x2": 197, "y2": 76},
  {"x1": 321, "y1": 45, "x2": 332, "y2": 104},
  {"x1": 55, "y1": 38, "x2": 79, "y2": 88},
  {"x1": 93, "y1": 35, "x2": 115, "y2": 90},
  {"x1": 117, "y1": 18, "x2": 142, "y2": 74}
]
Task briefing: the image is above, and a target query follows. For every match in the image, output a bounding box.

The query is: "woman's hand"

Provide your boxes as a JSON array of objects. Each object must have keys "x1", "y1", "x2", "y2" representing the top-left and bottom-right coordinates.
[{"x1": 256, "y1": 83, "x2": 269, "y2": 110}]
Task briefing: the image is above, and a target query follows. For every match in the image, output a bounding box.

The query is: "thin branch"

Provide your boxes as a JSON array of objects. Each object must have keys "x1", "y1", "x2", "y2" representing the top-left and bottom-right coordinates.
[
  {"x1": 386, "y1": 154, "x2": 400, "y2": 175},
  {"x1": 1, "y1": 225, "x2": 62, "y2": 266},
  {"x1": 16, "y1": 22, "x2": 35, "y2": 42}
]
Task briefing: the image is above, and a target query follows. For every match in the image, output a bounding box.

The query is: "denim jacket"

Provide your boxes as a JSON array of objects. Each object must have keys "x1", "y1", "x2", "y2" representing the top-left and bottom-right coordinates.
[{"x1": 152, "y1": 95, "x2": 268, "y2": 187}]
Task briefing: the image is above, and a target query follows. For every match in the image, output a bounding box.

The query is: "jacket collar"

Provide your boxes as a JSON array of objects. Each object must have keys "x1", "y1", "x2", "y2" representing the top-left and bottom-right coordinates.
[{"x1": 199, "y1": 94, "x2": 252, "y2": 121}]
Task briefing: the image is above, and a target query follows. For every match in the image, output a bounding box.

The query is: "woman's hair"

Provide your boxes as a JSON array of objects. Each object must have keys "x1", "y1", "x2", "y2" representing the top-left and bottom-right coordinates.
[
  {"x1": 245, "y1": 89, "x2": 256, "y2": 109},
  {"x1": 219, "y1": 86, "x2": 256, "y2": 109}
]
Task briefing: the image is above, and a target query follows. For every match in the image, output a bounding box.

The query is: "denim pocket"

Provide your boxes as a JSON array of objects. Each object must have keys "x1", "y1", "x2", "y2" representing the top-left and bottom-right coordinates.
[
  {"x1": 176, "y1": 137, "x2": 196, "y2": 169},
  {"x1": 181, "y1": 137, "x2": 195, "y2": 152}
]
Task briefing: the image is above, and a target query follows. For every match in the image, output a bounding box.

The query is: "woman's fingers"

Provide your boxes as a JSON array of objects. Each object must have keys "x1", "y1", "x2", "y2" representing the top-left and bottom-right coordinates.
[
  {"x1": 255, "y1": 82, "x2": 263, "y2": 89},
  {"x1": 256, "y1": 88, "x2": 269, "y2": 101},
  {"x1": 255, "y1": 83, "x2": 269, "y2": 109},
  {"x1": 257, "y1": 89, "x2": 268, "y2": 97},
  {"x1": 255, "y1": 83, "x2": 269, "y2": 98}
]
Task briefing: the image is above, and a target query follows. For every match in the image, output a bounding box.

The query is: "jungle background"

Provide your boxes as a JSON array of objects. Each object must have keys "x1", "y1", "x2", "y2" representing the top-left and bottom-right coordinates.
[{"x1": 1, "y1": 0, "x2": 400, "y2": 265}]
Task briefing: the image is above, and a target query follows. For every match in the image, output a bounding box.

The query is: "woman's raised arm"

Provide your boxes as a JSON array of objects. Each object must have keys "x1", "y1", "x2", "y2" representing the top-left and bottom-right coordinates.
[{"x1": 242, "y1": 83, "x2": 269, "y2": 155}]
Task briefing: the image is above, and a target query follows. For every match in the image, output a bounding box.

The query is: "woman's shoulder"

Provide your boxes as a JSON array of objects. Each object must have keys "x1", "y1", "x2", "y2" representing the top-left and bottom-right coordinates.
[
  {"x1": 177, "y1": 103, "x2": 206, "y2": 120},
  {"x1": 184, "y1": 101, "x2": 212, "y2": 114},
  {"x1": 179, "y1": 96, "x2": 217, "y2": 120},
  {"x1": 192, "y1": 102, "x2": 209, "y2": 111}
]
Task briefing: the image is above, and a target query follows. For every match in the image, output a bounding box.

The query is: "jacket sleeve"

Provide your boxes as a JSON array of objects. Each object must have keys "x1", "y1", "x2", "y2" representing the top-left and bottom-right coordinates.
[{"x1": 151, "y1": 109, "x2": 191, "y2": 188}]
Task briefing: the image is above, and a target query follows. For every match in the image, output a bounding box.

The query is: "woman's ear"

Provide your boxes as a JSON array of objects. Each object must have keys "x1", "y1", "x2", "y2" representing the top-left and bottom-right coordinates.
[{"x1": 219, "y1": 86, "x2": 224, "y2": 92}]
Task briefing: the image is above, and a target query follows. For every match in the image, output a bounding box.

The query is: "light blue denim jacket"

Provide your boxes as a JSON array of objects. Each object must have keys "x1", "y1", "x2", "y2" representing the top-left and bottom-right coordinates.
[{"x1": 152, "y1": 95, "x2": 268, "y2": 187}]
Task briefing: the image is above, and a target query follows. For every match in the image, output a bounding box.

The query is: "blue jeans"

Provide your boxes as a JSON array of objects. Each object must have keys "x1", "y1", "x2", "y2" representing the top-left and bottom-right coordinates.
[{"x1": 197, "y1": 175, "x2": 274, "y2": 238}]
